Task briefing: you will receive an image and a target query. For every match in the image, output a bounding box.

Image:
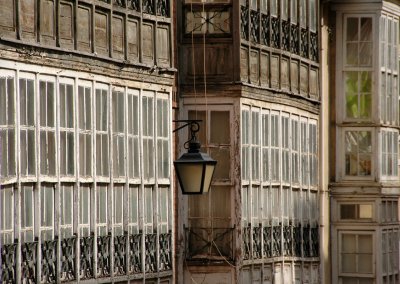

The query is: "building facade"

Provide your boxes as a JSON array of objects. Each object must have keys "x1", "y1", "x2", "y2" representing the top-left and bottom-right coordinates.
[
  {"x1": 0, "y1": 0, "x2": 175, "y2": 283},
  {"x1": 1, "y1": 0, "x2": 400, "y2": 284}
]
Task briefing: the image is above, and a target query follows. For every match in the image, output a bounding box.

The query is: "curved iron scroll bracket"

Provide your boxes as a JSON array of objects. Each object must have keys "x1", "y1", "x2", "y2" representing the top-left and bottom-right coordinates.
[{"x1": 173, "y1": 120, "x2": 202, "y2": 150}]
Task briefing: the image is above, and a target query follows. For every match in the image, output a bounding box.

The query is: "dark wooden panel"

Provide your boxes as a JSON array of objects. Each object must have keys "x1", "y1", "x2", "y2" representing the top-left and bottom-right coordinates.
[
  {"x1": 95, "y1": 11, "x2": 109, "y2": 56},
  {"x1": 185, "y1": 45, "x2": 233, "y2": 82},
  {"x1": 112, "y1": 16, "x2": 124, "y2": 59},
  {"x1": 300, "y1": 64, "x2": 308, "y2": 96},
  {"x1": 250, "y1": 49, "x2": 259, "y2": 85},
  {"x1": 142, "y1": 23, "x2": 154, "y2": 64},
  {"x1": 0, "y1": 0, "x2": 16, "y2": 35},
  {"x1": 59, "y1": 2, "x2": 74, "y2": 47},
  {"x1": 310, "y1": 68, "x2": 318, "y2": 99},
  {"x1": 77, "y1": 5, "x2": 91, "y2": 52},
  {"x1": 40, "y1": 0, "x2": 56, "y2": 44},
  {"x1": 281, "y1": 57, "x2": 289, "y2": 91},
  {"x1": 260, "y1": 52, "x2": 269, "y2": 87},
  {"x1": 290, "y1": 60, "x2": 299, "y2": 94},
  {"x1": 20, "y1": 0, "x2": 36, "y2": 40},
  {"x1": 240, "y1": 47, "x2": 248, "y2": 82},
  {"x1": 270, "y1": 55, "x2": 279, "y2": 89},
  {"x1": 127, "y1": 19, "x2": 139, "y2": 61},
  {"x1": 157, "y1": 25, "x2": 170, "y2": 66}
]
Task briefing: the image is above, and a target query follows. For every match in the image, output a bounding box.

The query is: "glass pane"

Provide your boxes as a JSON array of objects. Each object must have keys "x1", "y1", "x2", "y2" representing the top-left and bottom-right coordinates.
[
  {"x1": 114, "y1": 185, "x2": 123, "y2": 224},
  {"x1": 342, "y1": 234, "x2": 356, "y2": 253},
  {"x1": 210, "y1": 147, "x2": 230, "y2": 179},
  {"x1": 347, "y1": 18, "x2": 359, "y2": 41},
  {"x1": 210, "y1": 111, "x2": 230, "y2": 144},
  {"x1": 129, "y1": 186, "x2": 138, "y2": 224},
  {"x1": 346, "y1": 43, "x2": 358, "y2": 66},
  {"x1": 360, "y1": 18, "x2": 372, "y2": 41},
  {"x1": 342, "y1": 254, "x2": 357, "y2": 273},
  {"x1": 41, "y1": 185, "x2": 54, "y2": 227}
]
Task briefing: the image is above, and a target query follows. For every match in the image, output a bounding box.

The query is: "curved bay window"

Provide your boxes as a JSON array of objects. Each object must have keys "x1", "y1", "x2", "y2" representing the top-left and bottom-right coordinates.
[{"x1": 0, "y1": 64, "x2": 173, "y2": 282}]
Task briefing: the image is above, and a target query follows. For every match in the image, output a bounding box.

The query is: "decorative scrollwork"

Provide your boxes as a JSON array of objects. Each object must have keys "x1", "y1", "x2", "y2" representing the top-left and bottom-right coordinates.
[
  {"x1": 145, "y1": 233, "x2": 157, "y2": 273},
  {"x1": 129, "y1": 234, "x2": 142, "y2": 273},
  {"x1": 128, "y1": 0, "x2": 139, "y2": 10},
  {"x1": 114, "y1": 234, "x2": 127, "y2": 276},
  {"x1": 290, "y1": 24, "x2": 299, "y2": 55},
  {"x1": 293, "y1": 225, "x2": 302, "y2": 257},
  {"x1": 79, "y1": 235, "x2": 94, "y2": 280},
  {"x1": 113, "y1": 0, "x2": 125, "y2": 7},
  {"x1": 97, "y1": 234, "x2": 111, "y2": 277},
  {"x1": 303, "y1": 225, "x2": 311, "y2": 257},
  {"x1": 271, "y1": 16, "x2": 280, "y2": 48},
  {"x1": 272, "y1": 225, "x2": 281, "y2": 257},
  {"x1": 311, "y1": 226, "x2": 319, "y2": 257},
  {"x1": 41, "y1": 238, "x2": 57, "y2": 283},
  {"x1": 310, "y1": 32, "x2": 318, "y2": 62},
  {"x1": 185, "y1": 227, "x2": 234, "y2": 261},
  {"x1": 142, "y1": 0, "x2": 154, "y2": 15},
  {"x1": 243, "y1": 226, "x2": 251, "y2": 260},
  {"x1": 300, "y1": 28, "x2": 309, "y2": 59},
  {"x1": 159, "y1": 232, "x2": 172, "y2": 271},
  {"x1": 157, "y1": 0, "x2": 169, "y2": 17},
  {"x1": 283, "y1": 225, "x2": 292, "y2": 256},
  {"x1": 61, "y1": 236, "x2": 76, "y2": 282},
  {"x1": 281, "y1": 20, "x2": 290, "y2": 51},
  {"x1": 21, "y1": 241, "x2": 38, "y2": 283},
  {"x1": 250, "y1": 10, "x2": 260, "y2": 43},
  {"x1": 262, "y1": 226, "x2": 272, "y2": 258},
  {"x1": 240, "y1": 5, "x2": 249, "y2": 41},
  {"x1": 1, "y1": 242, "x2": 17, "y2": 283},
  {"x1": 261, "y1": 14, "x2": 269, "y2": 46},
  {"x1": 252, "y1": 226, "x2": 262, "y2": 259}
]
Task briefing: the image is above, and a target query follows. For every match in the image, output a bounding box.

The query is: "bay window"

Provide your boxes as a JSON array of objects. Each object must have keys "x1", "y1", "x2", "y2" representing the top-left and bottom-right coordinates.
[{"x1": 344, "y1": 130, "x2": 372, "y2": 176}]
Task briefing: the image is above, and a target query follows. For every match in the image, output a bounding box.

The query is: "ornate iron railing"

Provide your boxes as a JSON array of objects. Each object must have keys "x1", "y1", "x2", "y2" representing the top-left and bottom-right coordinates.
[
  {"x1": 128, "y1": 0, "x2": 139, "y2": 10},
  {"x1": 293, "y1": 225, "x2": 302, "y2": 257},
  {"x1": 97, "y1": 234, "x2": 111, "y2": 277},
  {"x1": 142, "y1": 0, "x2": 154, "y2": 15},
  {"x1": 252, "y1": 226, "x2": 262, "y2": 259},
  {"x1": 129, "y1": 233, "x2": 142, "y2": 273},
  {"x1": 157, "y1": 0, "x2": 169, "y2": 17},
  {"x1": 242, "y1": 226, "x2": 251, "y2": 260},
  {"x1": 310, "y1": 32, "x2": 318, "y2": 62},
  {"x1": 303, "y1": 225, "x2": 311, "y2": 257},
  {"x1": 290, "y1": 24, "x2": 299, "y2": 55},
  {"x1": 79, "y1": 235, "x2": 94, "y2": 280},
  {"x1": 186, "y1": 227, "x2": 235, "y2": 261},
  {"x1": 60, "y1": 236, "x2": 76, "y2": 282},
  {"x1": 145, "y1": 233, "x2": 157, "y2": 273},
  {"x1": 1, "y1": 242, "x2": 17, "y2": 283},
  {"x1": 41, "y1": 238, "x2": 57, "y2": 283},
  {"x1": 114, "y1": 234, "x2": 127, "y2": 276},
  {"x1": 21, "y1": 240, "x2": 38, "y2": 283},
  {"x1": 250, "y1": 10, "x2": 260, "y2": 43},
  {"x1": 272, "y1": 225, "x2": 281, "y2": 257},
  {"x1": 300, "y1": 28, "x2": 309, "y2": 58},
  {"x1": 261, "y1": 14, "x2": 270, "y2": 46},
  {"x1": 270, "y1": 16, "x2": 280, "y2": 48},
  {"x1": 262, "y1": 226, "x2": 272, "y2": 258},
  {"x1": 282, "y1": 20, "x2": 290, "y2": 51},
  {"x1": 311, "y1": 226, "x2": 319, "y2": 257},
  {"x1": 240, "y1": 5, "x2": 249, "y2": 41},
  {"x1": 159, "y1": 232, "x2": 172, "y2": 271},
  {"x1": 283, "y1": 225, "x2": 292, "y2": 257}
]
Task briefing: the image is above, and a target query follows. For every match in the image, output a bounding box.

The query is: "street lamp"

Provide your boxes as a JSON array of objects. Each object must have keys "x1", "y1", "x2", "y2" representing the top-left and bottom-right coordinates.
[{"x1": 173, "y1": 120, "x2": 217, "y2": 194}]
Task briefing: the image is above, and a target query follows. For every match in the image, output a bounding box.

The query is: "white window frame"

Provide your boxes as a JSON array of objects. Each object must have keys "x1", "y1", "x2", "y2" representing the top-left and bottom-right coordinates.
[
  {"x1": 21, "y1": 184, "x2": 35, "y2": 242},
  {"x1": 77, "y1": 80, "x2": 93, "y2": 178},
  {"x1": 0, "y1": 70, "x2": 16, "y2": 179},
  {"x1": 96, "y1": 183, "x2": 108, "y2": 236},
  {"x1": 337, "y1": 231, "x2": 375, "y2": 280},
  {"x1": 338, "y1": 127, "x2": 375, "y2": 181},
  {"x1": 127, "y1": 88, "x2": 140, "y2": 182},
  {"x1": 142, "y1": 91, "x2": 155, "y2": 182},
  {"x1": 19, "y1": 73, "x2": 37, "y2": 178},
  {"x1": 60, "y1": 183, "x2": 74, "y2": 238},
  {"x1": 59, "y1": 77, "x2": 75, "y2": 177},
  {"x1": 0, "y1": 184, "x2": 14, "y2": 244},
  {"x1": 113, "y1": 184, "x2": 124, "y2": 236},
  {"x1": 38, "y1": 76, "x2": 57, "y2": 177},
  {"x1": 40, "y1": 183, "x2": 55, "y2": 241},
  {"x1": 156, "y1": 93, "x2": 170, "y2": 183},
  {"x1": 112, "y1": 86, "x2": 126, "y2": 179},
  {"x1": 95, "y1": 83, "x2": 110, "y2": 179}
]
